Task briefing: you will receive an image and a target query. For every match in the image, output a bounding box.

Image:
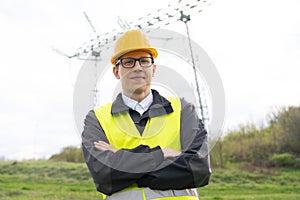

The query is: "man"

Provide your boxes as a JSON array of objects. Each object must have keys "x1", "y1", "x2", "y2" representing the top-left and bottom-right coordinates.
[{"x1": 82, "y1": 29, "x2": 211, "y2": 200}]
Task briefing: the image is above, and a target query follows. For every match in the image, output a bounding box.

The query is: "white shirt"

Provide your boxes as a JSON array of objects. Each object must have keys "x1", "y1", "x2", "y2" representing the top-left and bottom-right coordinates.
[{"x1": 122, "y1": 93, "x2": 153, "y2": 116}]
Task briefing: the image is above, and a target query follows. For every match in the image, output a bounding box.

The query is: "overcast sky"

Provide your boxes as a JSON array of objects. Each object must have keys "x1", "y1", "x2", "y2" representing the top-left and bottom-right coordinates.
[{"x1": 1, "y1": 0, "x2": 299, "y2": 160}]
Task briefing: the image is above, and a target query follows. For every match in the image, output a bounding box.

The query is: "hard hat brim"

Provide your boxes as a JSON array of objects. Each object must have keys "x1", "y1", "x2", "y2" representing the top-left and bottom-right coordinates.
[{"x1": 111, "y1": 47, "x2": 158, "y2": 65}]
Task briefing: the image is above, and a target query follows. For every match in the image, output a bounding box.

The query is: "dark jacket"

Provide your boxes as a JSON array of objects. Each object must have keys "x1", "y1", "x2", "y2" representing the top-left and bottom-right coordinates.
[{"x1": 82, "y1": 90, "x2": 211, "y2": 195}]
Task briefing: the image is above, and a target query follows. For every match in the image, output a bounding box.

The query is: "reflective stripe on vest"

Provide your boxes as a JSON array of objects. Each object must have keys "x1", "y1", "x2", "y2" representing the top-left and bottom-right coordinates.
[
  {"x1": 152, "y1": 197, "x2": 199, "y2": 200},
  {"x1": 94, "y1": 97, "x2": 181, "y2": 151}
]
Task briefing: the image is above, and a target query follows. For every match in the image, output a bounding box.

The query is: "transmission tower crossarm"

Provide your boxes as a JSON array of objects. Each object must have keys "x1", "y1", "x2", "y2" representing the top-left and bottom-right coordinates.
[{"x1": 66, "y1": 0, "x2": 213, "y2": 60}]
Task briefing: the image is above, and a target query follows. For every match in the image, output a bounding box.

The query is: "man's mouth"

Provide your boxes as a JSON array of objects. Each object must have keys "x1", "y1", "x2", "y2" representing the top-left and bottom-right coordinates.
[{"x1": 130, "y1": 76, "x2": 145, "y2": 80}]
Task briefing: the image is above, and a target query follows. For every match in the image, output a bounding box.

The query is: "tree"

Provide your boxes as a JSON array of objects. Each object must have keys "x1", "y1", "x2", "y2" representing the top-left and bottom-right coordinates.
[
  {"x1": 269, "y1": 106, "x2": 300, "y2": 156},
  {"x1": 273, "y1": 106, "x2": 300, "y2": 154}
]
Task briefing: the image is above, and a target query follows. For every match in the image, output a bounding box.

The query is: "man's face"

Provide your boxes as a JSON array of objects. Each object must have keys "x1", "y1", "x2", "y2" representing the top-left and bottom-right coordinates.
[{"x1": 113, "y1": 51, "x2": 156, "y2": 98}]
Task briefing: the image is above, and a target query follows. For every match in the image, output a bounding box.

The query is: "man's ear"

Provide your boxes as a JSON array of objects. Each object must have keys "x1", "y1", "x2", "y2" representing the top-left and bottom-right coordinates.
[
  {"x1": 152, "y1": 64, "x2": 156, "y2": 77},
  {"x1": 113, "y1": 66, "x2": 120, "y2": 79}
]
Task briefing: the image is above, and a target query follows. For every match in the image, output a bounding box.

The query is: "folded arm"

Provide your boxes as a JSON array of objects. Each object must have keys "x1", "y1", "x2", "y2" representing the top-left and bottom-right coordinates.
[
  {"x1": 136, "y1": 99, "x2": 211, "y2": 189},
  {"x1": 82, "y1": 110, "x2": 164, "y2": 195}
]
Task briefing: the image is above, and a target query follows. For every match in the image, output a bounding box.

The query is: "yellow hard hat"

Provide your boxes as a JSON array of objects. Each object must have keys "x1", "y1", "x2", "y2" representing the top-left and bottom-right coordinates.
[{"x1": 111, "y1": 29, "x2": 158, "y2": 65}]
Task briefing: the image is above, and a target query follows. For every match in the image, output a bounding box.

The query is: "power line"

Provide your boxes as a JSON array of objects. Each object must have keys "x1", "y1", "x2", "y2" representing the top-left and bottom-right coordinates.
[{"x1": 83, "y1": 11, "x2": 99, "y2": 36}]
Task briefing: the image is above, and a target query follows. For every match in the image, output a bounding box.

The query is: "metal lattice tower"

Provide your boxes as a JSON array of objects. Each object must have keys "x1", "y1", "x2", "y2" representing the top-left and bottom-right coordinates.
[{"x1": 59, "y1": 0, "x2": 213, "y2": 125}]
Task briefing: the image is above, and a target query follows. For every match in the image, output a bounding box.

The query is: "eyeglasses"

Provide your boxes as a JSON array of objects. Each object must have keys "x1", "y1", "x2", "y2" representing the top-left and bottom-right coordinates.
[{"x1": 116, "y1": 57, "x2": 154, "y2": 68}]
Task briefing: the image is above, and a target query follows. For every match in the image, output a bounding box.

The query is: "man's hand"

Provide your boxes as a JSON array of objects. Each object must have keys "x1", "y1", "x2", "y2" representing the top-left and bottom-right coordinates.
[
  {"x1": 93, "y1": 142, "x2": 180, "y2": 158},
  {"x1": 94, "y1": 141, "x2": 116, "y2": 153},
  {"x1": 162, "y1": 148, "x2": 181, "y2": 159}
]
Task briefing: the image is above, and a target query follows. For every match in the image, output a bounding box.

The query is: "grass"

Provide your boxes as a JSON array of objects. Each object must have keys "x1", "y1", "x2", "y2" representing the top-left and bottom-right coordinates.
[
  {"x1": 199, "y1": 166, "x2": 300, "y2": 200},
  {"x1": 0, "y1": 160, "x2": 299, "y2": 199},
  {"x1": 0, "y1": 160, "x2": 99, "y2": 200}
]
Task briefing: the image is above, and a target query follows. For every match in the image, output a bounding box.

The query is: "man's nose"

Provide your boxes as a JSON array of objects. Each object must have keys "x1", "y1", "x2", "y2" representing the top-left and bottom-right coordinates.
[{"x1": 133, "y1": 60, "x2": 142, "y2": 70}]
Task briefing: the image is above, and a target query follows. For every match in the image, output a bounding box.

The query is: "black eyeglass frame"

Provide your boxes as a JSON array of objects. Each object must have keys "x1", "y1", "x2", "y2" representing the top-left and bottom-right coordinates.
[{"x1": 116, "y1": 56, "x2": 154, "y2": 68}]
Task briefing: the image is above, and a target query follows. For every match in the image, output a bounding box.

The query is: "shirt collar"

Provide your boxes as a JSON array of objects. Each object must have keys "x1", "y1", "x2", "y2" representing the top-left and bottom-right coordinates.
[
  {"x1": 122, "y1": 92, "x2": 153, "y2": 115},
  {"x1": 111, "y1": 89, "x2": 173, "y2": 117}
]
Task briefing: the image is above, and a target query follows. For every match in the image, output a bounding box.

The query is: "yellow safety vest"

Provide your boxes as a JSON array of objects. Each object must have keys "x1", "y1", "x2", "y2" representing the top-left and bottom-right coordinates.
[
  {"x1": 94, "y1": 97, "x2": 199, "y2": 200},
  {"x1": 94, "y1": 97, "x2": 181, "y2": 151}
]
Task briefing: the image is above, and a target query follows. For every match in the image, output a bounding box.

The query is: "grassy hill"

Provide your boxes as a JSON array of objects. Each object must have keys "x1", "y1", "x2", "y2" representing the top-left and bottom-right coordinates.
[
  {"x1": 0, "y1": 161, "x2": 98, "y2": 200},
  {"x1": 0, "y1": 161, "x2": 299, "y2": 200}
]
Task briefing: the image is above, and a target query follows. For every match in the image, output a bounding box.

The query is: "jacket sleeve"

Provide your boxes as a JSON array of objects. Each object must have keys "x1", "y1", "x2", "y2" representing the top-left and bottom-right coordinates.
[
  {"x1": 82, "y1": 110, "x2": 164, "y2": 195},
  {"x1": 136, "y1": 98, "x2": 211, "y2": 190}
]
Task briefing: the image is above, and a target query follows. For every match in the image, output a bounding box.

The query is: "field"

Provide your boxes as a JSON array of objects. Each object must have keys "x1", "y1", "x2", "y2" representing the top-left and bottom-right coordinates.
[{"x1": 0, "y1": 161, "x2": 299, "y2": 200}]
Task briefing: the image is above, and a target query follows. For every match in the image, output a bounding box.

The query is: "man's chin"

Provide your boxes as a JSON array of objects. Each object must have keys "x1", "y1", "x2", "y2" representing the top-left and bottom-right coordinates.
[{"x1": 128, "y1": 86, "x2": 150, "y2": 95}]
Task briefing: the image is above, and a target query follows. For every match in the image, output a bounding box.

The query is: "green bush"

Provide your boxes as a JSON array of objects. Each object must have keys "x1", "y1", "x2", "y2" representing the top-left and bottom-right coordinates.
[
  {"x1": 294, "y1": 158, "x2": 300, "y2": 168},
  {"x1": 49, "y1": 146, "x2": 84, "y2": 163},
  {"x1": 269, "y1": 153, "x2": 295, "y2": 167}
]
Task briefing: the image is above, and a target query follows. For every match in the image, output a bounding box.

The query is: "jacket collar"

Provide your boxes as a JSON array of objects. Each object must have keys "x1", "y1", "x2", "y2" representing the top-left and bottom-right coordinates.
[{"x1": 111, "y1": 89, "x2": 174, "y2": 117}]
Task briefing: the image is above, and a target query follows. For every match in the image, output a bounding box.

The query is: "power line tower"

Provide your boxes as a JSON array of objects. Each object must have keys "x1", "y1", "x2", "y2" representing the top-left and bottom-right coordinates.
[{"x1": 58, "y1": 0, "x2": 213, "y2": 126}]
